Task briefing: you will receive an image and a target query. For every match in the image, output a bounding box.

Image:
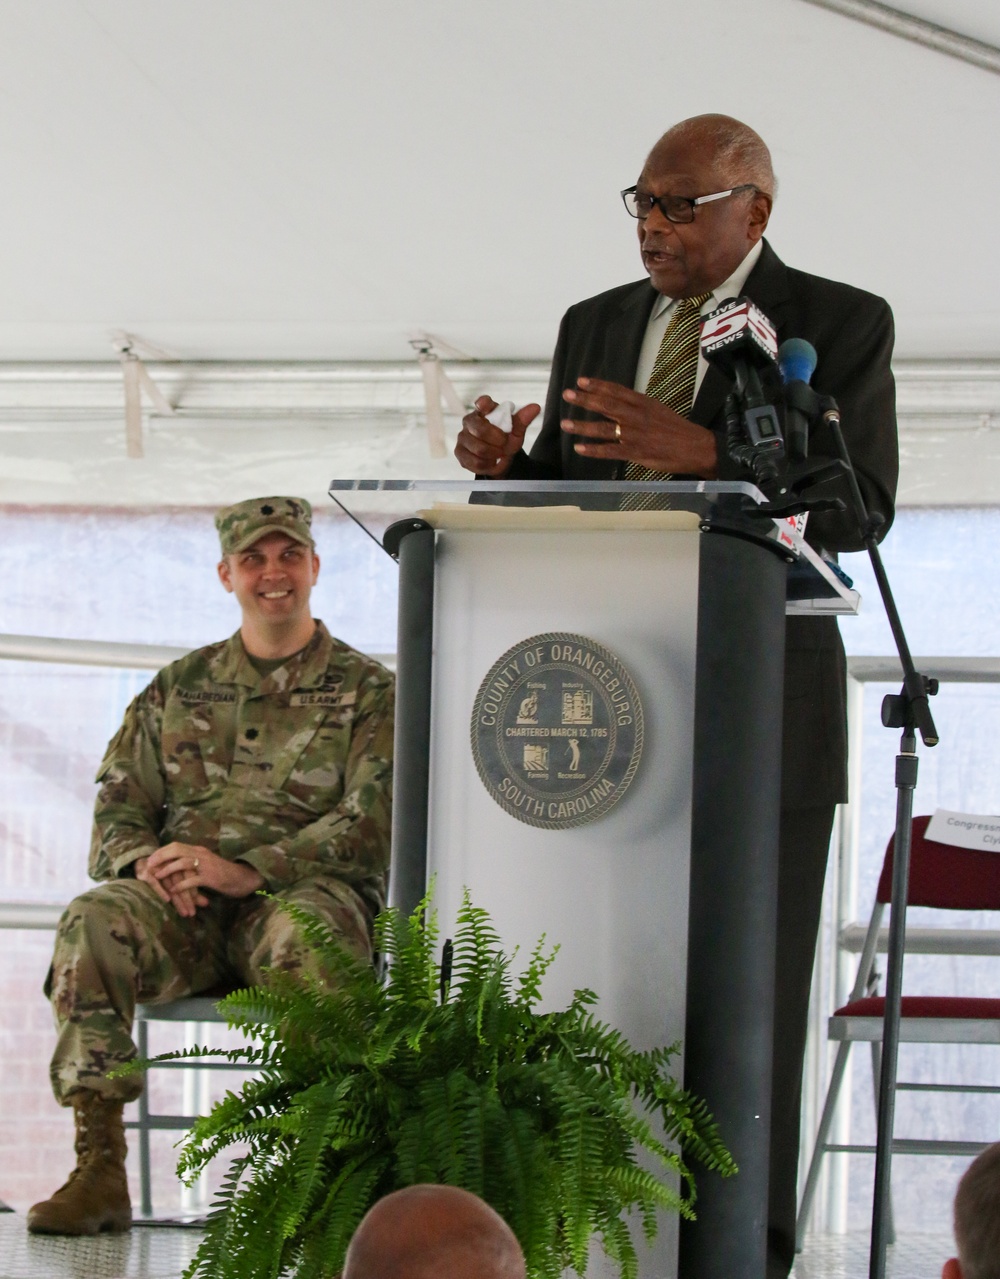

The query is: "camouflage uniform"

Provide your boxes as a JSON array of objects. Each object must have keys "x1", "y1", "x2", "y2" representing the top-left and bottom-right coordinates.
[{"x1": 47, "y1": 618, "x2": 394, "y2": 1104}]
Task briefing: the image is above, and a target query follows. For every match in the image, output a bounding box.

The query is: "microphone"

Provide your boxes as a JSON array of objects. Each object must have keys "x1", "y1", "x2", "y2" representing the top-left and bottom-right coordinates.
[
  {"x1": 777, "y1": 338, "x2": 818, "y2": 463},
  {"x1": 700, "y1": 297, "x2": 784, "y2": 485}
]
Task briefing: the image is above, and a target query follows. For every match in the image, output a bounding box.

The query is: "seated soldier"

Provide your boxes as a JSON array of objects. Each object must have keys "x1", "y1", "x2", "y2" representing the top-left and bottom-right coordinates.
[{"x1": 28, "y1": 496, "x2": 394, "y2": 1235}]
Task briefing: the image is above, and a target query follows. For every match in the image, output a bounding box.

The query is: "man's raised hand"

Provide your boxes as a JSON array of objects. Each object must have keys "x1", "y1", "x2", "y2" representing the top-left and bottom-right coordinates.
[
  {"x1": 454, "y1": 395, "x2": 540, "y2": 477},
  {"x1": 561, "y1": 378, "x2": 719, "y2": 478}
]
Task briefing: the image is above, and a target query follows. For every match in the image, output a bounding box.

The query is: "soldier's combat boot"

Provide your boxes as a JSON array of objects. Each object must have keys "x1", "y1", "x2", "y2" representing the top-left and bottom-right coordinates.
[{"x1": 27, "y1": 1092, "x2": 131, "y2": 1235}]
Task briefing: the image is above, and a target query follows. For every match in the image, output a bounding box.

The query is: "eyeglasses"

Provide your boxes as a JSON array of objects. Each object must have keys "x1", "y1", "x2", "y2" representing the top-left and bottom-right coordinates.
[{"x1": 620, "y1": 184, "x2": 758, "y2": 224}]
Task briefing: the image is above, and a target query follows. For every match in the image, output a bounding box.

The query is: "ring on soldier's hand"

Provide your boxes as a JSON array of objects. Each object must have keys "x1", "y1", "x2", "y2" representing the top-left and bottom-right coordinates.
[
  {"x1": 614, "y1": 422, "x2": 622, "y2": 442},
  {"x1": 193, "y1": 858, "x2": 200, "y2": 872}
]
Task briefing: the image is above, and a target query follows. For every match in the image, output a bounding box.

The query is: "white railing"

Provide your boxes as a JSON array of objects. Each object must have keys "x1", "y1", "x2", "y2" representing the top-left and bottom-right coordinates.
[
  {"x1": 0, "y1": 631, "x2": 395, "y2": 672},
  {"x1": 0, "y1": 901, "x2": 65, "y2": 928},
  {"x1": 0, "y1": 632, "x2": 189, "y2": 670}
]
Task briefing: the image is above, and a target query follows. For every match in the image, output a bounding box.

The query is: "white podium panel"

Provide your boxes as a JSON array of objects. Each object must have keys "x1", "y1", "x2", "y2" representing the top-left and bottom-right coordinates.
[{"x1": 423, "y1": 513, "x2": 701, "y2": 1277}]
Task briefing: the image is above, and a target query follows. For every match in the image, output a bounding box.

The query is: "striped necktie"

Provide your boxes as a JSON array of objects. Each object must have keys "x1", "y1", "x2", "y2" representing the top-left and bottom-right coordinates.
[{"x1": 621, "y1": 292, "x2": 713, "y2": 510}]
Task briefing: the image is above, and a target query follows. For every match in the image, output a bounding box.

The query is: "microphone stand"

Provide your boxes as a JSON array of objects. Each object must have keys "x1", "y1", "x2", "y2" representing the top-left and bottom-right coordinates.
[
  {"x1": 816, "y1": 397, "x2": 939, "y2": 1279},
  {"x1": 729, "y1": 357, "x2": 940, "y2": 1273},
  {"x1": 737, "y1": 375, "x2": 940, "y2": 1276}
]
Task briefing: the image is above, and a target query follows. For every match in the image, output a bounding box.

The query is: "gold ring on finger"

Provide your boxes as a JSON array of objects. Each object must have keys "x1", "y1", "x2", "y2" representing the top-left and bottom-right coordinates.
[
  {"x1": 193, "y1": 858, "x2": 200, "y2": 872},
  {"x1": 614, "y1": 422, "x2": 622, "y2": 442}
]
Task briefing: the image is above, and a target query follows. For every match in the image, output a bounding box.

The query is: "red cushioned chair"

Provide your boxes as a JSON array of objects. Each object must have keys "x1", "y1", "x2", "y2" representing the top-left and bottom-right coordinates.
[{"x1": 796, "y1": 815, "x2": 1000, "y2": 1249}]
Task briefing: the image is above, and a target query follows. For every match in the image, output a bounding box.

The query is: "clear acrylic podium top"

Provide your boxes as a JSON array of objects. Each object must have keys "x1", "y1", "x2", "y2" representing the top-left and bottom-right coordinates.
[{"x1": 327, "y1": 478, "x2": 860, "y2": 615}]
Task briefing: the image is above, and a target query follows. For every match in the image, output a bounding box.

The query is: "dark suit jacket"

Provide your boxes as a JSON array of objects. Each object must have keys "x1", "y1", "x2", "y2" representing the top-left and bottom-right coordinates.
[{"x1": 507, "y1": 239, "x2": 899, "y2": 808}]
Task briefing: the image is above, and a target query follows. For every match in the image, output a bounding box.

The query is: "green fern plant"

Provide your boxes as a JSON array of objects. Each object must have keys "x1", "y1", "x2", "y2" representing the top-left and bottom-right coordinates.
[{"x1": 142, "y1": 891, "x2": 736, "y2": 1279}]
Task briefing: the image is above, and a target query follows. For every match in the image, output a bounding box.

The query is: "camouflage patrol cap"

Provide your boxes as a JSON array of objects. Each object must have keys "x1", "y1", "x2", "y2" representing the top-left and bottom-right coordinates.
[{"x1": 215, "y1": 496, "x2": 314, "y2": 555}]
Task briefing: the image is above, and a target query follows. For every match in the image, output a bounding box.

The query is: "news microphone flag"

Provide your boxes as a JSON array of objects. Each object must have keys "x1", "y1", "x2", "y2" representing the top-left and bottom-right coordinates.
[{"x1": 700, "y1": 296, "x2": 779, "y2": 372}]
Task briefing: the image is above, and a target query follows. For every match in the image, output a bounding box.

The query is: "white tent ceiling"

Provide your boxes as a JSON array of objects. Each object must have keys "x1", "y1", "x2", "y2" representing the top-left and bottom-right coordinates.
[
  {"x1": 0, "y1": 0, "x2": 996, "y2": 361},
  {"x1": 0, "y1": 0, "x2": 997, "y2": 506}
]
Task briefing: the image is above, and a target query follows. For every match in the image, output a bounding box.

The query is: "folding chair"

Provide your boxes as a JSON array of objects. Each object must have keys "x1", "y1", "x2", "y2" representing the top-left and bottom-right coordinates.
[
  {"x1": 127, "y1": 988, "x2": 256, "y2": 1221},
  {"x1": 796, "y1": 814, "x2": 1000, "y2": 1248}
]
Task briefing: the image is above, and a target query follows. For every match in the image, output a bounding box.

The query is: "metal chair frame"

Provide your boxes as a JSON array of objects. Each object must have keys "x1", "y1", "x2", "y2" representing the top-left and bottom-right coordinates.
[
  {"x1": 127, "y1": 994, "x2": 258, "y2": 1221},
  {"x1": 796, "y1": 823, "x2": 1000, "y2": 1251}
]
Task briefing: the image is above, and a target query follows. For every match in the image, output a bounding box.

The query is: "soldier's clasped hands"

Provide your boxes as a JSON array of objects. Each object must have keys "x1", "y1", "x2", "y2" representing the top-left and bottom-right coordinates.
[{"x1": 135, "y1": 843, "x2": 265, "y2": 918}]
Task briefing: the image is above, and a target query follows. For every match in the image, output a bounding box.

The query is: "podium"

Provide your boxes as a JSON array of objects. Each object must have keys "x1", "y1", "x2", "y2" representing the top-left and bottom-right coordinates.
[{"x1": 331, "y1": 479, "x2": 857, "y2": 1279}]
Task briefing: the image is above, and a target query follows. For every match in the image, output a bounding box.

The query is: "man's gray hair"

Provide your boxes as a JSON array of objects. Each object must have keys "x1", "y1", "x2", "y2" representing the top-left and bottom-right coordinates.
[
  {"x1": 656, "y1": 114, "x2": 776, "y2": 196},
  {"x1": 955, "y1": 1141, "x2": 1000, "y2": 1279}
]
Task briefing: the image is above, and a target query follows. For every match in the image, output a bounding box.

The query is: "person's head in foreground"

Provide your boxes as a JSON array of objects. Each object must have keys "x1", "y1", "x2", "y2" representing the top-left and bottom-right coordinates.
[
  {"x1": 944, "y1": 1141, "x2": 1000, "y2": 1279},
  {"x1": 342, "y1": 1184, "x2": 526, "y2": 1279}
]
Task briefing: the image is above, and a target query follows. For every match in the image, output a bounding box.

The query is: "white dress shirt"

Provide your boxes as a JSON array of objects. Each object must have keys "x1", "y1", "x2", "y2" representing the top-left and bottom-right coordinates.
[{"x1": 632, "y1": 239, "x2": 764, "y2": 400}]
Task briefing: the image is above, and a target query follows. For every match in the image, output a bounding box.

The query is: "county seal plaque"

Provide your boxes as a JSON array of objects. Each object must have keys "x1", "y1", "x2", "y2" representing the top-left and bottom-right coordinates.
[{"x1": 471, "y1": 632, "x2": 644, "y2": 830}]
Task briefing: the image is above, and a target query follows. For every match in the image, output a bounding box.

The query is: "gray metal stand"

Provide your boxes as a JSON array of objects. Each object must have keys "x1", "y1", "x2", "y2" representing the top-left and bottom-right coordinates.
[
  {"x1": 679, "y1": 531, "x2": 787, "y2": 1279},
  {"x1": 386, "y1": 521, "x2": 435, "y2": 918}
]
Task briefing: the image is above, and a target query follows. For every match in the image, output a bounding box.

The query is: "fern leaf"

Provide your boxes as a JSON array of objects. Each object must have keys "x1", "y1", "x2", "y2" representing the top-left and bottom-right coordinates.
[
  {"x1": 300, "y1": 1154, "x2": 391, "y2": 1279},
  {"x1": 514, "y1": 934, "x2": 560, "y2": 1008}
]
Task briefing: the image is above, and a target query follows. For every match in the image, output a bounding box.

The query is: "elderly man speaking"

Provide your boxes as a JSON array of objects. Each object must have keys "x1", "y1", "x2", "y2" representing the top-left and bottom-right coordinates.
[
  {"x1": 455, "y1": 114, "x2": 898, "y2": 1277},
  {"x1": 28, "y1": 496, "x2": 394, "y2": 1237}
]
